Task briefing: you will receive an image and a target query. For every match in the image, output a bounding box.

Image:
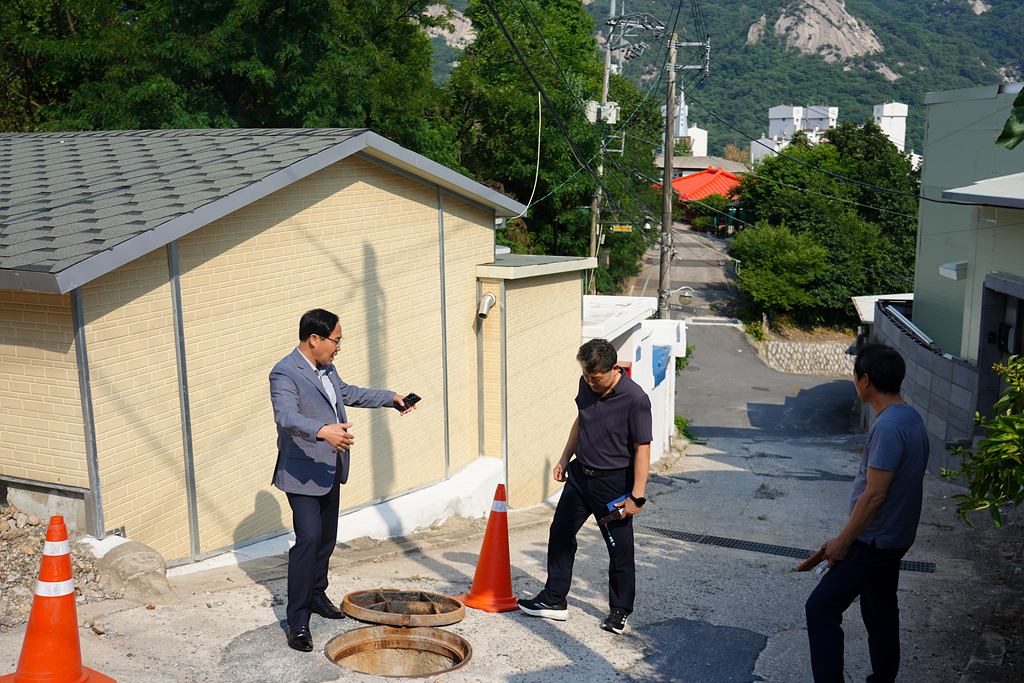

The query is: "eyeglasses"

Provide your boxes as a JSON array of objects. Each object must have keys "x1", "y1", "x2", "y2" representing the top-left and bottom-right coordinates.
[{"x1": 317, "y1": 335, "x2": 342, "y2": 347}]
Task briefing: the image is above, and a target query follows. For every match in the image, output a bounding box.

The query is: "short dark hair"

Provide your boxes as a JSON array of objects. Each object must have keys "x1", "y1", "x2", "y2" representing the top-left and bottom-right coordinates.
[
  {"x1": 298, "y1": 309, "x2": 339, "y2": 342},
  {"x1": 577, "y1": 339, "x2": 618, "y2": 374},
  {"x1": 854, "y1": 343, "x2": 905, "y2": 395}
]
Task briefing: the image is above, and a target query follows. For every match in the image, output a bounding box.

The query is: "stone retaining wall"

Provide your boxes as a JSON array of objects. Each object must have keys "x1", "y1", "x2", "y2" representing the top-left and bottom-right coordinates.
[{"x1": 753, "y1": 338, "x2": 856, "y2": 377}]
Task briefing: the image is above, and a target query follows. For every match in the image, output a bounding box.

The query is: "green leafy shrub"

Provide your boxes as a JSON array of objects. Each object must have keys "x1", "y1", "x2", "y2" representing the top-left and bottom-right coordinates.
[
  {"x1": 675, "y1": 344, "x2": 695, "y2": 374},
  {"x1": 942, "y1": 355, "x2": 1024, "y2": 527},
  {"x1": 674, "y1": 415, "x2": 696, "y2": 441},
  {"x1": 745, "y1": 321, "x2": 767, "y2": 342}
]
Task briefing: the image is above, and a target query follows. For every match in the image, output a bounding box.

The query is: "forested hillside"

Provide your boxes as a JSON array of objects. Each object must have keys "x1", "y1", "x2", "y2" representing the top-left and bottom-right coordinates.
[
  {"x1": 576, "y1": 0, "x2": 1021, "y2": 155},
  {"x1": 430, "y1": 0, "x2": 1021, "y2": 156}
]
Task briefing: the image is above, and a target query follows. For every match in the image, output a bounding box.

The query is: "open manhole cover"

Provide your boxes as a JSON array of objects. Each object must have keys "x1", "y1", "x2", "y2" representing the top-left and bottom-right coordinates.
[
  {"x1": 343, "y1": 590, "x2": 466, "y2": 627},
  {"x1": 326, "y1": 625, "x2": 472, "y2": 678}
]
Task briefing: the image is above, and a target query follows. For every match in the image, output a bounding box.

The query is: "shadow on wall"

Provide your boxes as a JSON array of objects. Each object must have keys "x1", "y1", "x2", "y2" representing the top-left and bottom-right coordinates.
[{"x1": 232, "y1": 490, "x2": 284, "y2": 584}]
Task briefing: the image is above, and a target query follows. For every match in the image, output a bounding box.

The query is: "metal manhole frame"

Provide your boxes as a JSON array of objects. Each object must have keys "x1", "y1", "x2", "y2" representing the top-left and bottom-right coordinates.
[
  {"x1": 325, "y1": 624, "x2": 473, "y2": 679},
  {"x1": 343, "y1": 589, "x2": 467, "y2": 627}
]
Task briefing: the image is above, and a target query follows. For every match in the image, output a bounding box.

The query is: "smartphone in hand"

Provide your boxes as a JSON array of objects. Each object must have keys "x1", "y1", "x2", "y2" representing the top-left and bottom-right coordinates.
[{"x1": 396, "y1": 392, "x2": 422, "y2": 411}]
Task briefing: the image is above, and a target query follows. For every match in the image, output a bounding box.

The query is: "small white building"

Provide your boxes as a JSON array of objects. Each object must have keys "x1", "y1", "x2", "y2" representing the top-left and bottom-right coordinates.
[
  {"x1": 753, "y1": 102, "x2": 916, "y2": 166},
  {"x1": 873, "y1": 102, "x2": 908, "y2": 152}
]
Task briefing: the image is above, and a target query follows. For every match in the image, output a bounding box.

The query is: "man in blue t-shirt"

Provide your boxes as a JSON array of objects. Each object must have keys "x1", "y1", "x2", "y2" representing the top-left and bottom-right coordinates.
[
  {"x1": 517, "y1": 338, "x2": 653, "y2": 635},
  {"x1": 805, "y1": 343, "x2": 929, "y2": 683}
]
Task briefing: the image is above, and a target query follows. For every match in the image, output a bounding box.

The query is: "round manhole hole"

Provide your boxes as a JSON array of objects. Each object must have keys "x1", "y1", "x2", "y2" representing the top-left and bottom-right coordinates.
[
  {"x1": 343, "y1": 589, "x2": 465, "y2": 627},
  {"x1": 326, "y1": 625, "x2": 472, "y2": 678}
]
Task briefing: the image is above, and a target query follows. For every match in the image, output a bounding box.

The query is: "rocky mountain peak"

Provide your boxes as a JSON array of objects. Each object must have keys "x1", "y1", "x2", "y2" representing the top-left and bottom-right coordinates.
[{"x1": 747, "y1": 0, "x2": 883, "y2": 63}]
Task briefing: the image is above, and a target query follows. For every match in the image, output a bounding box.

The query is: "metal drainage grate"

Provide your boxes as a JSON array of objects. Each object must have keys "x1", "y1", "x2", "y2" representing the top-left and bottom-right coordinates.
[{"x1": 634, "y1": 526, "x2": 936, "y2": 573}]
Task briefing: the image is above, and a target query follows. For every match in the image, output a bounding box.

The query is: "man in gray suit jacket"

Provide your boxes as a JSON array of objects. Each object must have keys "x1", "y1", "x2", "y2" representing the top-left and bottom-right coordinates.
[{"x1": 270, "y1": 308, "x2": 413, "y2": 652}]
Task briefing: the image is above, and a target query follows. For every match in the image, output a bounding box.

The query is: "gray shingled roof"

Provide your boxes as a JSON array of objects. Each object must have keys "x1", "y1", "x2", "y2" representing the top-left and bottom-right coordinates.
[{"x1": 0, "y1": 128, "x2": 526, "y2": 294}]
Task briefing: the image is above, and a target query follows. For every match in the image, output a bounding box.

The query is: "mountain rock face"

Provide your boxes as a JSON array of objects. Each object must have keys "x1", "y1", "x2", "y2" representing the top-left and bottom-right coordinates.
[
  {"x1": 747, "y1": 0, "x2": 883, "y2": 63},
  {"x1": 426, "y1": 4, "x2": 474, "y2": 49}
]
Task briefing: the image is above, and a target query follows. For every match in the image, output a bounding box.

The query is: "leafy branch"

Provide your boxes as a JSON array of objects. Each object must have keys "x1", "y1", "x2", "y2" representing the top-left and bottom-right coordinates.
[{"x1": 942, "y1": 355, "x2": 1024, "y2": 527}]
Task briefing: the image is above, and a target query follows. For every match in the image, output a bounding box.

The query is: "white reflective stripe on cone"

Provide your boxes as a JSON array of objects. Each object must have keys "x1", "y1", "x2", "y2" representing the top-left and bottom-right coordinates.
[
  {"x1": 491, "y1": 500, "x2": 507, "y2": 513},
  {"x1": 35, "y1": 579, "x2": 75, "y2": 597},
  {"x1": 43, "y1": 540, "x2": 71, "y2": 556}
]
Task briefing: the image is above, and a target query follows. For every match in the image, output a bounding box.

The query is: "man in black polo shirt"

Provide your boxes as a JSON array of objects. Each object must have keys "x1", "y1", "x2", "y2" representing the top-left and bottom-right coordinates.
[{"x1": 518, "y1": 338, "x2": 653, "y2": 634}]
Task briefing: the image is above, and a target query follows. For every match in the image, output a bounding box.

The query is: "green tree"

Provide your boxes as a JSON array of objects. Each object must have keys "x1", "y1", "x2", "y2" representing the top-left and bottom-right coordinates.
[
  {"x1": 996, "y1": 89, "x2": 1024, "y2": 151},
  {"x1": 735, "y1": 122, "x2": 917, "y2": 323},
  {"x1": 446, "y1": 0, "x2": 602, "y2": 256},
  {"x1": 445, "y1": 0, "x2": 659, "y2": 292},
  {"x1": 594, "y1": 71, "x2": 663, "y2": 292},
  {"x1": 2, "y1": 0, "x2": 457, "y2": 162},
  {"x1": 0, "y1": 0, "x2": 135, "y2": 132},
  {"x1": 943, "y1": 356, "x2": 1024, "y2": 527},
  {"x1": 730, "y1": 222, "x2": 828, "y2": 313},
  {"x1": 689, "y1": 192, "x2": 731, "y2": 231}
]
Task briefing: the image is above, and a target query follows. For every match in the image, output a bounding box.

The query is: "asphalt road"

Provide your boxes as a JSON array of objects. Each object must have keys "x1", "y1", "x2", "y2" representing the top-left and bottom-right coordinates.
[{"x1": 678, "y1": 323, "x2": 858, "y2": 439}]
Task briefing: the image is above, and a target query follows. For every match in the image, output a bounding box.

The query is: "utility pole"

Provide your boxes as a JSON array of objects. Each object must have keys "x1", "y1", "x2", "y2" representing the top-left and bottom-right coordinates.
[
  {"x1": 658, "y1": 34, "x2": 677, "y2": 319},
  {"x1": 658, "y1": 34, "x2": 710, "y2": 319},
  {"x1": 587, "y1": 44, "x2": 613, "y2": 295}
]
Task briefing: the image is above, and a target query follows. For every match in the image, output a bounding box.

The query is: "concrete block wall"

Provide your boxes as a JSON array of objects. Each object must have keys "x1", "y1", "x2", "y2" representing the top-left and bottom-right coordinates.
[
  {"x1": 0, "y1": 291, "x2": 85, "y2": 487},
  {"x1": 504, "y1": 274, "x2": 581, "y2": 509},
  {"x1": 756, "y1": 340, "x2": 856, "y2": 377},
  {"x1": 81, "y1": 249, "x2": 191, "y2": 558},
  {"x1": 873, "y1": 309, "x2": 978, "y2": 475}
]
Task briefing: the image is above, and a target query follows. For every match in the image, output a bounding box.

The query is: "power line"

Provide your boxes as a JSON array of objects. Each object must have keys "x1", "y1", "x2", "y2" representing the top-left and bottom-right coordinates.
[
  {"x1": 683, "y1": 88, "x2": 996, "y2": 209},
  {"x1": 745, "y1": 173, "x2": 919, "y2": 220},
  {"x1": 479, "y1": 0, "x2": 631, "y2": 231}
]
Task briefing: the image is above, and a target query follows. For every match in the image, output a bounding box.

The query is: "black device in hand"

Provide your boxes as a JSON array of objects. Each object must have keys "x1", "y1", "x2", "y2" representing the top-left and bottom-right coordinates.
[{"x1": 396, "y1": 392, "x2": 422, "y2": 410}]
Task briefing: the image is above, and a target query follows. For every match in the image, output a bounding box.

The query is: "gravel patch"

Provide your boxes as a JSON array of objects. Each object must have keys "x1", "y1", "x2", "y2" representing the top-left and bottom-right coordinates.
[{"x1": 0, "y1": 506, "x2": 115, "y2": 633}]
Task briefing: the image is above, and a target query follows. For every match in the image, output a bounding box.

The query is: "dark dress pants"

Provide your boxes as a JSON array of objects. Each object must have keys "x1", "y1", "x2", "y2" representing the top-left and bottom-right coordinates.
[
  {"x1": 285, "y1": 464, "x2": 343, "y2": 628},
  {"x1": 537, "y1": 460, "x2": 636, "y2": 613},
  {"x1": 805, "y1": 539, "x2": 909, "y2": 683}
]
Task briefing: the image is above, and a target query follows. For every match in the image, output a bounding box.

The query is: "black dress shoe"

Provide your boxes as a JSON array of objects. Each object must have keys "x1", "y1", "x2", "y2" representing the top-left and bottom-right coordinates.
[
  {"x1": 311, "y1": 594, "x2": 345, "y2": 619},
  {"x1": 286, "y1": 625, "x2": 313, "y2": 652}
]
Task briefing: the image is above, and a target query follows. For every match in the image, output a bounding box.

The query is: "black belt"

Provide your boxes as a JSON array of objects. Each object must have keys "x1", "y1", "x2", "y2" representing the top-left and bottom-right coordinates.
[{"x1": 577, "y1": 463, "x2": 629, "y2": 478}]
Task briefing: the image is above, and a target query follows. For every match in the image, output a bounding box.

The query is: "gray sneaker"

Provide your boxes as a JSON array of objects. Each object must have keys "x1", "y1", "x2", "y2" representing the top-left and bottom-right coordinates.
[
  {"x1": 517, "y1": 597, "x2": 569, "y2": 621},
  {"x1": 601, "y1": 609, "x2": 628, "y2": 634}
]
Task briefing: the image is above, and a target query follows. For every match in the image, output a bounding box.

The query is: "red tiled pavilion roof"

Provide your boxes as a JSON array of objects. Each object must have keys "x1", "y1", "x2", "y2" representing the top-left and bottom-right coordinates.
[{"x1": 669, "y1": 166, "x2": 741, "y2": 201}]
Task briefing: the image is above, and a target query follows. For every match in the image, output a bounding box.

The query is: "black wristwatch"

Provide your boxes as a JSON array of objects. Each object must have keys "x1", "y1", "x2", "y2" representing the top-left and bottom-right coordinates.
[{"x1": 629, "y1": 494, "x2": 646, "y2": 507}]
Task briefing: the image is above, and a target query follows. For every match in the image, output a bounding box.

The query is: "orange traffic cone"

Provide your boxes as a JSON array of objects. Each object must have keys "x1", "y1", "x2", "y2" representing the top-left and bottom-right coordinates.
[
  {"x1": 454, "y1": 484, "x2": 519, "y2": 612},
  {"x1": 1, "y1": 516, "x2": 116, "y2": 683}
]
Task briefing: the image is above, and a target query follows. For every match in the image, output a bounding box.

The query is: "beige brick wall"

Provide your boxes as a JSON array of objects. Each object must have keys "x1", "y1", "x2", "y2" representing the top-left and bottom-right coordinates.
[
  {"x1": 441, "y1": 197, "x2": 497, "y2": 473},
  {"x1": 0, "y1": 291, "x2": 85, "y2": 487},
  {"x1": 479, "y1": 279, "x2": 504, "y2": 463},
  {"x1": 504, "y1": 274, "x2": 582, "y2": 509},
  {"x1": 1, "y1": 156, "x2": 510, "y2": 562},
  {"x1": 80, "y1": 250, "x2": 191, "y2": 559},
  {"x1": 176, "y1": 158, "x2": 474, "y2": 556}
]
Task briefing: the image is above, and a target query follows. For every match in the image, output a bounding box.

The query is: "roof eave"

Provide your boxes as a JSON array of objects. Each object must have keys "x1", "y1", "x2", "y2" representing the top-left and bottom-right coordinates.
[
  {"x1": 358, "y1": 133, "x2": 527, "y2": 218},
  {"x1": 8, "y1": 130, "x2": 527, "y2": 295}
]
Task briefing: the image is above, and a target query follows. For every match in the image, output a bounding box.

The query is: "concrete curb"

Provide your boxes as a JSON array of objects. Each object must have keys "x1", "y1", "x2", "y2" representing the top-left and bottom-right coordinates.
[{"x1": 960, "y1": 538, "x2": 1024, "y2": 683}]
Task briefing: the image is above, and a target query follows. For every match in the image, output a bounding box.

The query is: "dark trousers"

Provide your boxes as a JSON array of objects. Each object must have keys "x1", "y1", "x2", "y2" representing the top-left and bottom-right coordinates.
[
  {"x1": 537, "y1": 460, "x2": 636, "y2": 613},
  {"x1": 285, "y1": 465, "x2": 343, "y2": 628},
  {"x1": 805, "y1": 539, "x2": 909, "y2": 683}
]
